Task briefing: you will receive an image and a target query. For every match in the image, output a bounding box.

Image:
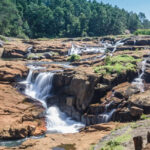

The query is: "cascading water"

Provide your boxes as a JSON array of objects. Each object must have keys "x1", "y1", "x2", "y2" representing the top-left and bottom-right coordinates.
[
  {"x1": 132, "y1": 58, "x2": 147, "y2": 92},
  {"x1": 24, "y1": 66, "x2": 84, "y2": 133},
  {"x1": 68, "y1": 42, "x2": 107, "y2": 56},
  {"x1": 68, "y1": 40, "x2": 125, "y2": 62},
  {"x1": 99, "y1": 101, "x2": 115, "y2": 123}
]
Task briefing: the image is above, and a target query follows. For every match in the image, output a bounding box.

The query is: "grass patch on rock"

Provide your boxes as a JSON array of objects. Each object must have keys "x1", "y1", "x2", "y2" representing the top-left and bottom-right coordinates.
[
  {"x1": 67, "y1": 54, "x2": 80, "y2": 62},
  {"x1": 140, "y1": 114, "x2": 150, "y2": 120},
  {"x1": 94, "y1": 54, "x2": 141, "y2": 75},
  {"x1": 101, "y1": 128, "x2": 132, "y2": 150}
]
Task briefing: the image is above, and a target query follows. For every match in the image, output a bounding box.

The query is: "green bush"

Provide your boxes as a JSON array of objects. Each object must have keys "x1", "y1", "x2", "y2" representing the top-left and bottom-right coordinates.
[
  {"x1": 134, "y1": 29, "x2": 150, "y2": 35},
  {"x1": 94, "y1": 55, "x2": 141, "y2": 75},
  {"x1": 0, "y1": 35, "x2": 7, "y2": 42},
  {"x1": 67, "y1": 54, "x2": 80, "y2": 62}
]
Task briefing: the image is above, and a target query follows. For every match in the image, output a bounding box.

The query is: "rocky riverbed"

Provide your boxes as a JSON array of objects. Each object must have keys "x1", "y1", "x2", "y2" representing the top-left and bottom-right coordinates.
[{"x1": 1, "y1": 35, "x2": 150, "y2": 150}]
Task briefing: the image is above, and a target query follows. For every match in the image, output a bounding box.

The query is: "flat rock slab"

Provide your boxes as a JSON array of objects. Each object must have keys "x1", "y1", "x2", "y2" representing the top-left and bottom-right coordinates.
[{"x1": 0, "y1": 83, "x2": 46, "y2": 140}]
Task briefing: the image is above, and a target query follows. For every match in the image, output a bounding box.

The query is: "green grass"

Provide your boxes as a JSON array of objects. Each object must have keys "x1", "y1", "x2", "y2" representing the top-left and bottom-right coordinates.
[
  {"x1": 27, "y1": 53, "x2": 43, "y2": 59},
  {"x1": 94, "y1": 55, "x2": 141, "y2": 75},
  {"x1": 0, "y1": 35, "x2": 8, "y2": 42},
  {"x1": 140, "y1": 114, "x2": 150, "y2": 120},
  {"x1": 67, "y1": 54, "x2": 80, "y2": 62},
  {"x1": 89, "y1": 143, "x2": 96, "y2": 150},
  {"x1": 134, "y1": 29, "x2": 150, "y2": 35},
  {"x1": 101, "y1": 129, "x2": 132, "y2": 150}
]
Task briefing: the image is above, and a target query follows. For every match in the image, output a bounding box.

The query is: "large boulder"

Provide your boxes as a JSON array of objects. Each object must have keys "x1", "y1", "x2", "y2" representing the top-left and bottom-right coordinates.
[
  {"x1": 129, "y1": 90, "x2": 150, "y2": 113},
  {"x1": 130, "y1": 106, "x2": 143, "y2": 117},
  {"x1": 0, "y1": 83, "x2": 46, "y2": 140},
  {"x1": 52, "y1": 68, "x2": 98, "y2": 116}
]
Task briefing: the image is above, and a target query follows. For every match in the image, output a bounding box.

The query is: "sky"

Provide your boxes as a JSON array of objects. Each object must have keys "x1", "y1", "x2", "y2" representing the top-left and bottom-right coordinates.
[{"x1": 99, "y1": 0, "x2": 150, "y2": 20}]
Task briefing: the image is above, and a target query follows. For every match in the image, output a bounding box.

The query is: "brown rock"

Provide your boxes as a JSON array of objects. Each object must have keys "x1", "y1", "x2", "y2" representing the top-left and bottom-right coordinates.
[
  {"x1": 130, "y1": 106, "x2": 143, "y2": 117},
  {"x1": 133, "y1": 136, "x2": 143, "y2": 150},
  {"x1": 66, "y1": 96, "x2": 75, "y2": 106},
  {"x1": 0, "y1": 60, "x2": 27, "y2": 82},
  {"x1": 0, "y1": 83, "x2": 46, "y2": 140},
  {"x1": 129, "y1": 90, "x2": 150, "y2": 113},
  {"x1": 53, "y1": 68, "x2": 98, "y2": 112}
]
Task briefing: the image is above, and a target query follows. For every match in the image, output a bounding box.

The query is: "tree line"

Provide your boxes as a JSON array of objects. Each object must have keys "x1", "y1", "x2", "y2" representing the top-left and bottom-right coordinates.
[{"x1": 0, "y1": 0, "x2": 150, "y2": 38}]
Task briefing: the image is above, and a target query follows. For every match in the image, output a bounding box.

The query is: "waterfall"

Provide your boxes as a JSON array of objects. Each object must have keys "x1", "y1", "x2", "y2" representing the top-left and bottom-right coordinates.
[
  {"x1": 24, "y1": 66, "x2": 84, "y2": 133},
  {"x1": 99, "y1": 101, "x2": 115, "y2": 123},
  {"x1": 23, "y1": 65, "x2": 45, "y2": 84},
  {"x1": 132, "y1": 59, "x2": 147, "y2": 92},
  {"x1": 68, "y1": 39, "x2": 124, "y2": 59}
]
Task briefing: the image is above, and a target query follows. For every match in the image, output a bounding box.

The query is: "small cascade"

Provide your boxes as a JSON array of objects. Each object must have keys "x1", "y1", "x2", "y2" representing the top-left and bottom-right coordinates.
[
  {"x1": 23, "y1": 65, "x2": 45, "y2": 84},
  {"x1": 132, "y1": 58, "x2": 147, "y2": 92},
  {"x1": 68, "y1": 42, "x2": 108, "y2": 56},
  {"x1": 68, "y1": 43, "x2": 81, "y2": 55},
  {"x1": 134, "y1": 38, "x2": 136, "y2": 45},
  {"x1": 112, "y1": 40, "x2": 124, "y2": 54},
  {"x1": 68, "y1": 39, "x2": 125, "y2": 62},
  {"x1": 99, "y1": 101, "x2": 115, "y2": 123},
  {"x1": 24, "y1": 66, "x2": 84, "y2": 133}
]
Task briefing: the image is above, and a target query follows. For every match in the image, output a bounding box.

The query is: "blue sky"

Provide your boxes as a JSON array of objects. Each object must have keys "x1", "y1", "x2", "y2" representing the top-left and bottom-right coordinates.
[{"x1": 99, "y1": 0, "x2": 150, "y2": 20}]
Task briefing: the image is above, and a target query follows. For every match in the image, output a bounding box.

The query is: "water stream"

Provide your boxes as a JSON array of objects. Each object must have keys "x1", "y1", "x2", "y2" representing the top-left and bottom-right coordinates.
[
  {"x1": 99, "y1": 101, "x2": 115, "y2": 123},
  {"x1": 132, "y1": 58, "x2": 148, "y2": 92},
  {"x1": 23, "y1": 66, "x2": 84, "y2": 134},
  {"x1": 68, "y1": 39, "x2": 124, "y2": 56}
]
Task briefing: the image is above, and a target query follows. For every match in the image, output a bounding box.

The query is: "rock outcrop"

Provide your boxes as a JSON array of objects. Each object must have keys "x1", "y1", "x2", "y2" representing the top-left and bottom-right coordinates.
[
  {"x1": 0, "y1": 60, "x2": 46, "y2": 140},
  {"x1": 0, "y1": 60, "x2": 27, "y2": 82},
  {"x1": 52, "y1": 67, "x2": 98, "y2": 121}
]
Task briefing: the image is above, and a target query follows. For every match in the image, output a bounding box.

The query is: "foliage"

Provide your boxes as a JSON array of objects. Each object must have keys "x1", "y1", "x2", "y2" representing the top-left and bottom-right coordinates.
[
  {"x1": 101, "y1": 129, "x2": 131, "y2": 150},
  {"x1": 0, "y1": 0, "x2": 149, "y2": 38},
  {"x1": 0, "y1": 0, "x2": 24, "y2": 37},
  {"x1": 134, "y1": 29, "x2": 150, "y2": 35},
  {"x1": 140, "y1": 114, "x2": 150, "y2": 120},
  {"x1": 0, "y1": 35, "x2": 8, "y2": 42},
  {"x1": 67, "y1": 54, "x2": 80, "y2": 62},
  {"x1": 130, "y1": 123, "x2": 142, "y2": 129},
  {"x1": 94, "y1": 55, "x2": 140, "y2": 74}
]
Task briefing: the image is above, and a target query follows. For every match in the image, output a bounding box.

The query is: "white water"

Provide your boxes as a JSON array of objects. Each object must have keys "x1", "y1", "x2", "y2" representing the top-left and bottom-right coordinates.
[
  {"x1": 24, "y1": 66, "x2": 84, "y2": 133},
  {"x1": 99, "y1": 101, "x2": 115, "y2": 123},
  {"x1": 68, "y1": 40, "x2": 124, "y2": 56},
  {"x1": 132, "y1": 59, "x2": 147, "y2": 92}
]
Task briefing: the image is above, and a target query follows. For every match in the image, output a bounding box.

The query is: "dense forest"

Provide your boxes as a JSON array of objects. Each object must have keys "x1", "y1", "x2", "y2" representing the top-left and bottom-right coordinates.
[{"x1": 0, "y1": 0, "x2": 150, "y2": 38}]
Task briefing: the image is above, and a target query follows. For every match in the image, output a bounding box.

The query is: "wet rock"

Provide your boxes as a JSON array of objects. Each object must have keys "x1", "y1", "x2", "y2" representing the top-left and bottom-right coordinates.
[
  {"x1": 53, "y1": 69, "x2": 98, "y2": 112},
  {"x1": 88, "y1": 104, "x2": 105, "y2": 115},
  {"x1": 130, "y1": 106, "x2": 143, "y2": 117},
  {"x1": 112, "y1": 107, "x2": 133, "y2": 122},
  {"x1": 66, "y1": 96, "x2": 75, "y2": 106}
]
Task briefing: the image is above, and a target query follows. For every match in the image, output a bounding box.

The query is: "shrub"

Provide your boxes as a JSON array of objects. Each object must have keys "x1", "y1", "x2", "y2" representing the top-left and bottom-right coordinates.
[
  {"x1": 67, "y1": 54, "x2": 80, "y2": 62},
  {"x1": 0, "y1": 35, "x2": 8, "y2": 42},
  {"x1": 94, "y1": 55, "x2": 141, "y2": 75},
  {"x1": 134, "y1": 29, "x2": 150, "y2": 35}
]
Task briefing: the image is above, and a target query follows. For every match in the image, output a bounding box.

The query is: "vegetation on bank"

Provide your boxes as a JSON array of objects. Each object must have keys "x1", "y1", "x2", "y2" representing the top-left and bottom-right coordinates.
[
  {"x1": 134, "y1": 29, "x2": 150, "y2": 35},
  {"x1": 94, "y1": 55, "x2": 141, "y2": 74},
  {"x1": 100, "y1": 129, "x2": 131, "y2": 150},
  {"x1": 0, "y1": 0, "x2": 150, "y2": 39},
  {"x1": 67, "y1": 54, "x2": 80, "y2": 62}
]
